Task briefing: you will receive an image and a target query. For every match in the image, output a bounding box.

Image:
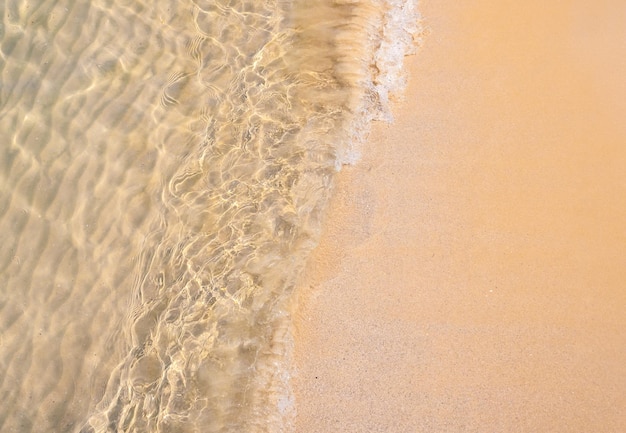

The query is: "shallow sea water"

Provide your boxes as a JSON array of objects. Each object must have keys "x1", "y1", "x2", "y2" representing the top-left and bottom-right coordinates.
[{"x1": 0, "y1": 0, "x2": 418, "y2": 431}]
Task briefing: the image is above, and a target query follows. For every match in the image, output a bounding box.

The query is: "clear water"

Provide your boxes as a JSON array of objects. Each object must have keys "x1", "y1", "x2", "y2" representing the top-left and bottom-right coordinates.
[{"x1": 0, "y1": 0, "x2": 418, "y2": 431}]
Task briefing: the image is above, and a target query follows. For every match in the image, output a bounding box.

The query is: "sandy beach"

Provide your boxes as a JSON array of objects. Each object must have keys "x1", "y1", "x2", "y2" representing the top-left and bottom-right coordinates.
[{"x1": 294, "y1": 1, "x2": 626, "y2": 432}]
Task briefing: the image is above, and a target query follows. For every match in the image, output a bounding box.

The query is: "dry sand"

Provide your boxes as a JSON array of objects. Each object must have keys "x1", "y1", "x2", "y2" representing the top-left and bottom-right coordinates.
[{"x1": 293, "y1": 0, "x2": 626, "y2": 431}]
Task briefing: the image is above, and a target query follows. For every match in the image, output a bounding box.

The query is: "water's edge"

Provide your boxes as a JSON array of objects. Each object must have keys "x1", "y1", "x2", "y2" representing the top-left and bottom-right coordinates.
[
  {"x1": 284, "y1": 0, "x2": 421, "y2": 430},
  {"x1": 0, "y1": 0, "x2": 420, "y2": 431}
]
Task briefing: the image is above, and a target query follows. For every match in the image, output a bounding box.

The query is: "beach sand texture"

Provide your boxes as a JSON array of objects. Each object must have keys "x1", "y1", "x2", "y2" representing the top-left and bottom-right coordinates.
[{"x1": 294, "y1": 1, "x2": 626, "y2": 432}]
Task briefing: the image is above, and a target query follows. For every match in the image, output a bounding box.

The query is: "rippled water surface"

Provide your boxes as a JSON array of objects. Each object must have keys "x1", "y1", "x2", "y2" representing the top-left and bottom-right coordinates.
[{"x1": 0, "y1": 0, "x2": 418, "y2": 431}]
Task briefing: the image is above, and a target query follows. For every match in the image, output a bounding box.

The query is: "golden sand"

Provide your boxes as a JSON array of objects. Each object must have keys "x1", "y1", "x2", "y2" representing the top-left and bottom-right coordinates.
[{"x1": 294, "y1": 0, "x2": 626, "y2": 431}]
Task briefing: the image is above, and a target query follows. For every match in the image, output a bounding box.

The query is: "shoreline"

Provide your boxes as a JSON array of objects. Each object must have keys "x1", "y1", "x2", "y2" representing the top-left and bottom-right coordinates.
[{"x1": 293, "y1": 1, "x2": 626, "y2": 431}]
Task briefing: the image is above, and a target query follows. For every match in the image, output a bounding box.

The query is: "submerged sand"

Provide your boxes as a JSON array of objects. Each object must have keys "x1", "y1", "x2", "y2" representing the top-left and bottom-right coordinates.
[{"x1": 294, "y1": 0, "x2": 626, "y2": 431}]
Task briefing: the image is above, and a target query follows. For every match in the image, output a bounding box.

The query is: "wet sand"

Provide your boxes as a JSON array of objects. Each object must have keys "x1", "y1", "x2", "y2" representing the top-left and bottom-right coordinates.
[{"x1": 294, "y1": 0, "x2": 626, "y2": 431}]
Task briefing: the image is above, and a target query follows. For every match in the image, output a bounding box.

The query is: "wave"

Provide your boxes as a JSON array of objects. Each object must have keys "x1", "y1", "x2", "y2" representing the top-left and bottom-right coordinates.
[{"x1": 0, "y1": 0, "x2": 420, "y2": 432}]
